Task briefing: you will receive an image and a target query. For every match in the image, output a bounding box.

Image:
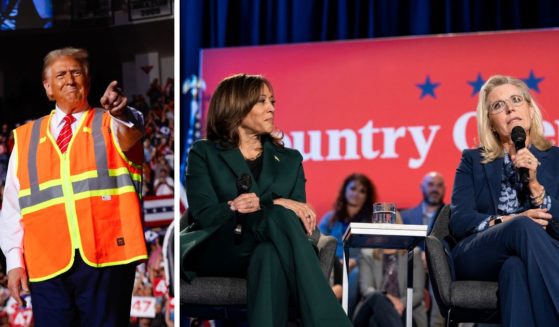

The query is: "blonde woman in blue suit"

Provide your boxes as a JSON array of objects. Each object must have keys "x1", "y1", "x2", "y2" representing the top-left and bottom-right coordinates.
[{"x1": 451, "y1": 75, "x2": 559, "y2": 326}]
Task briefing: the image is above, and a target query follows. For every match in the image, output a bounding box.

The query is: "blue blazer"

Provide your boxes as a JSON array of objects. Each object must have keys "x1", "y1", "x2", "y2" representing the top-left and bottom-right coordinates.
[
  {"x1": 401, "y1": 204, "x2": 424, "y2": 226},
  {"x1": 450, "y1": 146, "x2": 559, "y2": 242}
]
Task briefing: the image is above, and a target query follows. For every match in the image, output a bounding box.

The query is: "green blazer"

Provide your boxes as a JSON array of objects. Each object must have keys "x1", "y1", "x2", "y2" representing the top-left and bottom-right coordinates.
[{"x1": 180, "y1": 137, "x2": 307, "y2": 281}]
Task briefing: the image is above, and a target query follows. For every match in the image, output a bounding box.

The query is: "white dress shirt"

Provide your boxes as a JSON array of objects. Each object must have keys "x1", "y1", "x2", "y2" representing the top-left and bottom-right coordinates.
[{"x1": 0, "y1": 106, "x2": 142, "y2": 273}]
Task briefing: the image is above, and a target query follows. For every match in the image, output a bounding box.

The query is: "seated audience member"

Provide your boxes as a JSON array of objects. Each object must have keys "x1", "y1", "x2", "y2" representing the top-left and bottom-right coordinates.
[
  {"x1": 354, "y1": 213, "x2": 427, "y2": 327},
  {"x1": 401, "y1": 172, "x2": 445, "y2": 232},
  {"x1": 401, "y1": 171, "x2": 446, "y2": 327},
  {"x1": 319, "y1": 173, "x2": 376, "y2": 315}
]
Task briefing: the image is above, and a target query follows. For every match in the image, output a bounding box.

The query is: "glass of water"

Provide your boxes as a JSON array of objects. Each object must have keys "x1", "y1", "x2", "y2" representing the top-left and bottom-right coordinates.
[{"x1": 372, "y1": 202, "x2": 396, "y2": 224}]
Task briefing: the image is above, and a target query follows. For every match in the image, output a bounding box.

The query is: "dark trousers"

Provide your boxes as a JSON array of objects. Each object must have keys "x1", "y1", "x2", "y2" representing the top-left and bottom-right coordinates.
[
  {"x1": 193, "y1": 206, "x2": 352, "y2": 327},
  {"x1": 352, "y1": 292, "x2": 405, "y2": 327},
  {"x1": 332, "y1": 258, "x2": 360, "y2": 318},
  {"x1": 29, "y1": 251, "x2": 137, "y2": 327},
  {"x1": 452, "y1": 217, "x2": 559, "y2": 327}
]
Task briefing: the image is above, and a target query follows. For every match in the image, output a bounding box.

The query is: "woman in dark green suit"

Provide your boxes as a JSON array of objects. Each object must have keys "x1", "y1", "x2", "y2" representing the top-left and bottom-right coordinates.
[{"x1": 181, "y1": 74, "x2": 352, "y2": 326}]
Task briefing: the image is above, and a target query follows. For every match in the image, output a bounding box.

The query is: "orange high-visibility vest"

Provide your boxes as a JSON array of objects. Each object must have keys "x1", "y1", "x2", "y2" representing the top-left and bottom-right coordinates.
[{"x1": 14, "y1": 108, "x2": 147, "y2": 282}]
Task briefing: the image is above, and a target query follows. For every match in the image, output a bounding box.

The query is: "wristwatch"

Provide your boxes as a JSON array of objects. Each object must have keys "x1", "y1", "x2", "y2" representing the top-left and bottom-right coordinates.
[{"x1": 494, "y1": 216, "x2": 503, "y2": 225}]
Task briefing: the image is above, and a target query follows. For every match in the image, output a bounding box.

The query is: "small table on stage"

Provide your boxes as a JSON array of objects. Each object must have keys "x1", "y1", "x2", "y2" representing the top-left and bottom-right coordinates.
[{"x1": 342, "y1": 223, "x2": 427, "y2": 327}]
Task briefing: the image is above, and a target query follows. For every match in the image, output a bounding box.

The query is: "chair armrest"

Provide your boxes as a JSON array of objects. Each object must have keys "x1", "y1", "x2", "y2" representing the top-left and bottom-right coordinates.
[
  {"x1": 451, "y1": 281, "x2": 499, "y2": 309},
  {"x1": 181, "y1": 277, "x2": 247, "y2": 305},
  {"x1": 317, "y1": 234, "x2": 337, "y2": 279}
]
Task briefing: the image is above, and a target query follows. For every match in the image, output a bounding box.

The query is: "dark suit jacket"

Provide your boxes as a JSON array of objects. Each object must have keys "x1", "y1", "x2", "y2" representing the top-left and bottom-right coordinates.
[
  {"x1": 402, "y1": 203, "x2": 444, "y2": 234},
  {"x1": 180, "y1": 137, "x2": 307, "y2": 281},
  {"x1": 401, "y1": 204, "x2": 424, "y2": 226},
  {"x1": 402, "y1": 204, "x2": 428, "y2": 251},
  {"x1": 450, "y1": 146, "x2": 559, "y2": 242}
]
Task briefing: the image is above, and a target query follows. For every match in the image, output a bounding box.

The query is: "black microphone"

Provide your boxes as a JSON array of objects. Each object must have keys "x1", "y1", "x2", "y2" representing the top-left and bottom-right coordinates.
[
  {"x1": 511, "y1": 126, "x2": 529, "y2": 184},
  {"x1": 236, "y1": 173, "x2": 252, "y2": 194},
  {"x1": 234, "y1": 173, "x2": 252, "y2": 243}
]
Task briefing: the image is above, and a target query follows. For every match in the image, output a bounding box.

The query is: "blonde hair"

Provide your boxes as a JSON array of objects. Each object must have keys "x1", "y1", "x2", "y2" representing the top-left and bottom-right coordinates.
[
  {"x1": 477, "y1": 75, "x2": 551, "y2": 163},
  {"x1": 42, "y1": 47, "x2": 90, "y2": 81}
]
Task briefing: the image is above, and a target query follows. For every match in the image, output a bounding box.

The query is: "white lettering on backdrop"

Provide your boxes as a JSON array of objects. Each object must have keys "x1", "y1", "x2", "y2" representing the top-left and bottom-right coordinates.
[
  {"x1": 283, "y1": 115, "x2": 559, "y2": 169},
  {"x1": 453, "y1": 111, "x2": 477, "y2": 152},
  {"x1": 283, "y1": 120, "x2": 440, "y2": 169}
]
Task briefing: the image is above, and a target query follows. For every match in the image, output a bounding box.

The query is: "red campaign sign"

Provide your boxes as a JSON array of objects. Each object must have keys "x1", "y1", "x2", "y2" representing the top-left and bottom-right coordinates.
[
  {"x1": 130, "y1": 296, "x2": 156, "y2": 318},
  {"x1": 152, "y1": 277, "x2": 167, "y2": 297},
  {"x1": 200, "y1": 29, "x2": 559, "y2": 218},
  {"x1": 10, "y1": 309, "x2": 33, "y2": 327},
  {"x1": 6, "y1": 299, "x2": 33, "y2": 327}
]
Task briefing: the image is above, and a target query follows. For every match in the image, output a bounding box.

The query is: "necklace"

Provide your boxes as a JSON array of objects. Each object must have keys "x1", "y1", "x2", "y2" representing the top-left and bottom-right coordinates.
[
  {"x1": 244, "y1": 150, "x2": 262, "y2": 161},
  {"x1": 240, "y1": 143, "x2": 263, "y2": 160}
]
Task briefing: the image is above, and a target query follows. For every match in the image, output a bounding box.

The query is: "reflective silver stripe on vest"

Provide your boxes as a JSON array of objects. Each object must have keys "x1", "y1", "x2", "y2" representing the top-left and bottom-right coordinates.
[
  {"x1": 92, "y1": 108, "x2": 109, "y2": 175},
  {"x1": 27, "y1": 117, "x2": 45, "y2": 194},
  {"x1": 19, "y1": 185, "x2": 64, "y2": 209},
  {"x1": 72, "y1": 174, "x2": 135, "y2": 193},
  {"x1": 19, "y1": 109, "x2": 140, "y2": 209},
  {"x1": 19, "y1": 117, "x2": 49, "y2": 209},
  {"x1": 91, "y1": 108, "x2": 141, "y2": 194}
]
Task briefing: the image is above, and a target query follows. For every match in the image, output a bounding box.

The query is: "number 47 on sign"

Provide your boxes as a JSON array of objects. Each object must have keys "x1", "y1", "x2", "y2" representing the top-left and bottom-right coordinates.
[{"x1": 130, "y1": 296, "x2": 156, "y2": 318}]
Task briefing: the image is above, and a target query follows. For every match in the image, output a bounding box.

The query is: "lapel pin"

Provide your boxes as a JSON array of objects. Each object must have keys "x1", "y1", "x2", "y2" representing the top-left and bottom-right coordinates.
[{"x1": 274, "y1": 155, "x2": 280, "y2": 162}]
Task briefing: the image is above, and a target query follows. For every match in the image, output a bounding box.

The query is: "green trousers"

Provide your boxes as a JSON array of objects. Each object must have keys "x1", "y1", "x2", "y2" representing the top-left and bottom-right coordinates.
[{"x1": 193, "y1": 206, "x2": 352, "y2": 326}]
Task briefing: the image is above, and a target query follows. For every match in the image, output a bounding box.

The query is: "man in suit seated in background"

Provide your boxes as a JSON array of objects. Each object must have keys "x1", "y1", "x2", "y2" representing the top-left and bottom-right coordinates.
[
  {"x1": 401, "y1": 171, "x2": 446, "y2": 327},
  {"x1": 401, "y1": 172, "x2": 446, "y2": 231}
]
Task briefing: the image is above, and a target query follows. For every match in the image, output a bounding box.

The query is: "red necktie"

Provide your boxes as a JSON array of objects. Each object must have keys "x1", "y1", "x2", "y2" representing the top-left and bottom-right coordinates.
[{"x1": 56, "y1": 114, "x2": 76, "y2": 153}]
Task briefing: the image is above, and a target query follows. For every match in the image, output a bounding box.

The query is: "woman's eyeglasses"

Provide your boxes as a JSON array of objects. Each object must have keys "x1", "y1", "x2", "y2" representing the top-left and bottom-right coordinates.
[{"x1": 488, "y1": 95, "x2": 526, "y2": 114}]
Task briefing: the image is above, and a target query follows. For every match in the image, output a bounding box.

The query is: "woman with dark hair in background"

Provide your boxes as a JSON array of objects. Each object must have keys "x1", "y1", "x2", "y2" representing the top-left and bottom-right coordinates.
[
  {"x1": 319, "y1": 173, "x2": 376, "y2": 316},
  {"x1": 181, "y1": 73, "x2": 351, "y2": 326}
]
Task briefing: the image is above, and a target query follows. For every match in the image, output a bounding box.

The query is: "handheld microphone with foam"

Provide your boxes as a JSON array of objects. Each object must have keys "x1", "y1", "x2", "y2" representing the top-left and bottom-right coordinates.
[
  {"x1": 511, "y1": 126, "x2": 529, "y2": 184},
  {"x1": 234, "y1": 173, "x2": 252, "y2": 242}
]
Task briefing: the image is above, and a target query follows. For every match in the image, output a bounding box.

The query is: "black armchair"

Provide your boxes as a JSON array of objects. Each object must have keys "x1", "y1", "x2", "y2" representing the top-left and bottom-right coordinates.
[
  {"x1": 425, "y1": 205, "x2": 501, "y2": 327},
  {"x1": 180, "y1": 211, "x2": 339, "y2": 323}
]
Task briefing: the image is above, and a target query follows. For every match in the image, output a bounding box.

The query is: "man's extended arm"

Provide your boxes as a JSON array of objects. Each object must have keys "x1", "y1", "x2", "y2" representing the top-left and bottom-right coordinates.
[{"x1": 100, "y1": 81, "x2": 144, "y2": 151}]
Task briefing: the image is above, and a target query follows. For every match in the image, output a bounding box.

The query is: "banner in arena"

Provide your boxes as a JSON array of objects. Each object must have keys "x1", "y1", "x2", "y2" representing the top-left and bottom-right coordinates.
[
  {"x1": 129, "y1": 0, "x2": 173, "y2": 21},
  {"x1": 143, "y1": 195, "x2": 174, "y2": 227},
  {"x1": 199, "y1": 29, "x2": 559, "y2": 217}
]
